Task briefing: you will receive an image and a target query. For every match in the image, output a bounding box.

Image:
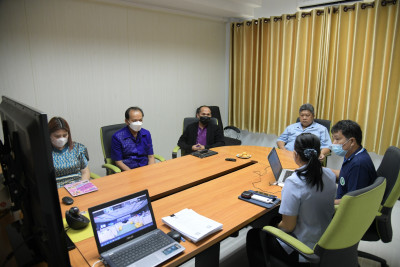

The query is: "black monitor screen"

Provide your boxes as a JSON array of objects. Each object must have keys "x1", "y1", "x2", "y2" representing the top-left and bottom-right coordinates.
[{"x1": 0, "y1": 96, "x2": 70, "y2": 266}]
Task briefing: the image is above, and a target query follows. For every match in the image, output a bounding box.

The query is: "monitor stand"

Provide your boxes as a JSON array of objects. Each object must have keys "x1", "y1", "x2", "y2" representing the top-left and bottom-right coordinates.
[{"x1": 6, "y1": 220, "x2": 38, "y2": 266}]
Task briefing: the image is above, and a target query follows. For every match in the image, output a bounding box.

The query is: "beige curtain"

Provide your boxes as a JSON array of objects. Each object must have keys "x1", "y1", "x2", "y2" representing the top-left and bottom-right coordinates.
[{"x1": 230, "y1": 1, "x2": 400, "y2": 154}]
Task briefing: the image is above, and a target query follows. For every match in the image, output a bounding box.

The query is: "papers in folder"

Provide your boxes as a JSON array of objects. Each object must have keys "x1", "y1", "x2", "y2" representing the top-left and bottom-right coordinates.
[{"x1": 162, "y1": 208, "x2": 223, "y2": 243}]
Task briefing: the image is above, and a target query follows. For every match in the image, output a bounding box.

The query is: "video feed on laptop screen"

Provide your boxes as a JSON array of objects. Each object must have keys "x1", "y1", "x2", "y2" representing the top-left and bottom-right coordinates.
[{"x1": 92, "y1": 194, "x2": 154, "y2": 247}]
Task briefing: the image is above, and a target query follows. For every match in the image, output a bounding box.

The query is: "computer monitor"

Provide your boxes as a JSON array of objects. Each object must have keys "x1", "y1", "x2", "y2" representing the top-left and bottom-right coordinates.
[{"x1": 0, "y1": 96, "x2": 70, "y2": 266}]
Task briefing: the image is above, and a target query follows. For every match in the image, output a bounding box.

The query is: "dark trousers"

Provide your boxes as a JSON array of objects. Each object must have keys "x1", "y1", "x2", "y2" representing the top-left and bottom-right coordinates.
[{"x1": 246, "y1": 228, "x2": 310, "y2": 267}]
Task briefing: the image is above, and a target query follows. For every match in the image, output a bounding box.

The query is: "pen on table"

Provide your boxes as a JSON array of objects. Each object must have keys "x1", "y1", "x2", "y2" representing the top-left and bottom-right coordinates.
[{"x1": 181, "y1": 236, "x2": 186, "y2": 242}]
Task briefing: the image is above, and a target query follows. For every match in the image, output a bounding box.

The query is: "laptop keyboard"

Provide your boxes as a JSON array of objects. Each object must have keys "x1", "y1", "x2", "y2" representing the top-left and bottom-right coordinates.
[
  {"x1": 191, "y1": 150, "x2": 218, "y2": 158},
  {"x1": 109, "y1": 231, "x2": 174, "y2": 266}
]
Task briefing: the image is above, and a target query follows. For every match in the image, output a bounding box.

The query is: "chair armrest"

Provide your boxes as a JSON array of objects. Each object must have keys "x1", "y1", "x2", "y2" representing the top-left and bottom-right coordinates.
[
  {"x1": 262, "y1": 226, "x2": 320, "y2": 263},
  {"x1": 224, "y1": 126, "x2": 240, "y2": 133},
  {"x1": 154, "y1": 154, "x2": 165, "y2": 162},
  {"x1": 172, "y1": 146, "x2": 180, "y2": 159},
  {"x1": 102, "y1": 163, "x2": 121, "y2": 173},
  {"x1": 90, "y1": 172, "x2": 101, "y2": 179},
  {"x1": 375, "y1": 212, "x2": 386, "y2": 221}
]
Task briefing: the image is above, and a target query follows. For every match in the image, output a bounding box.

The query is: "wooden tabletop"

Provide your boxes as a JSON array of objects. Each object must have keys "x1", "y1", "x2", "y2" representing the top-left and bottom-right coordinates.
[
  {"x1": 59, "y1": 150, "x2": 254, "y2": 215},
  {"x1": 65, "y1": 146, "x2": 297, "y2": 266},
  {"x1": 75, "y1": 163, "x2": 283, "y2": 266},
  {"x1": 213, "y1": 145, "x2": 298, "y2": 168}
]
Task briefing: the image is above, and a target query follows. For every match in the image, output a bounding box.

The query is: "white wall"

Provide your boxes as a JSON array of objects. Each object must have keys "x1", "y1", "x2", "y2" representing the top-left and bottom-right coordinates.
[
  {"x1": 254, "y1": 0, "x2": 298, "y2": 18},
  {"x1": 0, "y1": 0, "x2": 227, "y2": 176}
]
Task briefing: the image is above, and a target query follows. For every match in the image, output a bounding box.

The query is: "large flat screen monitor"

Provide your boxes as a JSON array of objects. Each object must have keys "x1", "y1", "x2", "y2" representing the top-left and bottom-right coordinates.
[{"x1": 0, "y1": 96, "x2": 70, "y2": 266}]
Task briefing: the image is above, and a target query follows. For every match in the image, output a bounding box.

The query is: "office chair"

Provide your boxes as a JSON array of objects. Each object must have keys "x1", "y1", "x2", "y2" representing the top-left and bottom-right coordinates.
[
  {"x1": 90, "y1": 172, "x2": 101, "y2": 179},
  {"x1": 260, "y1": 176, "x2": 386, "y2": 267},
  {"x1": 100, "y1": 123, "x2": 165, "y2": 175},
  {"x1": 296, "y1": 117, "x2": 331, "y2": 166},
  {"x1": 172, "y1": 117, "x2": 218, "y2": 159},
  {"x1": 209, "y1": 106, "x2": 241, "y2": 146},
  {"x1": 295, "y1": 118, "x2": 331, "y2": 133},
  {"x1": 358, "y1": 146, "x2": 400, "y2": 267},
  {"x1": 78, "y1": 146, "x2": 100, "y2": 179}
]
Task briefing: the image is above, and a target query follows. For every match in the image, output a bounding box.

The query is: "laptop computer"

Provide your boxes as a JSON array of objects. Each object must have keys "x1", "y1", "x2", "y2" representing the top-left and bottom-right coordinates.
[
  {"x1": 88, "y1": 190, "x2": 185, "y2": 267},
  {"x1": 268, "y1": 147, "x2": 295, "y2": 187}
]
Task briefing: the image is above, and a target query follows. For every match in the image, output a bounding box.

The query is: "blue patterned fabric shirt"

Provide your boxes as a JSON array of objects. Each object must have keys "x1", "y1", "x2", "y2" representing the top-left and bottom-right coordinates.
[
  {"x1": 52, "y1": 142, "x2": 89, "y2": 188},
  {"x1": 111, "y1": 126, "x2": 154, "y2": 169}
]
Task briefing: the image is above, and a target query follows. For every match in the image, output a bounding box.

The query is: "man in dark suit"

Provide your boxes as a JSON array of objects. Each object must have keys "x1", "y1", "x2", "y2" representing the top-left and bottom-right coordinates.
[{"x1": 177, "y1": 105, "x2": 225, "y2": 155}]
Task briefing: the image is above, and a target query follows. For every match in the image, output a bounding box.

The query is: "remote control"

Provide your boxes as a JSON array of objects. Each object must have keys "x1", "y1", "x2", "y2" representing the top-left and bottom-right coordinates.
[
  {"x1": 251, "y1": 194, "x2": 274, "y2": 204},
  {"x1": 254, "y1": 191, "x2": 277, "y2": 199},
  {"x1": 225, "y1": 158, "x2": 237, "y2": 162}
]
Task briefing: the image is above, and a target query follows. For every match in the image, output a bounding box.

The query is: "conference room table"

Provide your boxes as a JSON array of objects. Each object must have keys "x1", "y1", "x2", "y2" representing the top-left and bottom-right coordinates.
[{"x1": 61, "y1": 146, "x2": 298, "y2": 267}]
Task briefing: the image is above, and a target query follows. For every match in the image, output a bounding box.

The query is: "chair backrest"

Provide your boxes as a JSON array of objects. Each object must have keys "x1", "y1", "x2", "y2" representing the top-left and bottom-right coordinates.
[
  {"x1": 208, "y1": 106, "x2": 224, "y2": 133},
  {"x1": 296, "y1": 117, "x2": 331, "y2": 133},
  {"x1": 208, "y1": 106, "x2": 242, "y2": 145},
  {"x1": 314, "y1": 177, "x2": 386, "y2": 266},
  {"x1": 100, "y1": 123, "x2": 126, "y2": 164},
  {"x1": 376, "y1": 146, "x2": 400, "y2": 207}
]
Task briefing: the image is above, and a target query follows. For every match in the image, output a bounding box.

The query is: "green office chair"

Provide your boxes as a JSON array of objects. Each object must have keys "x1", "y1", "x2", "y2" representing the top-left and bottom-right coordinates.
[
  {"x1": 172, "y1": 117, "x2": 218, "y2": 159},
  {"x1": 90, "y1": 172, "x2": 101, "y2": 179},
  {"x1": 260, "y1": 176, "x2": 386, "y2": 267},
  {"x1": 100, "y1": 123, "x2": 165, "y2": 175},
  {"x1": 358, "y1": 146, "x2": 400, "y2": 267},
  {"x1": 296, "y1": 118, "x2": 331, "y2": 166}
]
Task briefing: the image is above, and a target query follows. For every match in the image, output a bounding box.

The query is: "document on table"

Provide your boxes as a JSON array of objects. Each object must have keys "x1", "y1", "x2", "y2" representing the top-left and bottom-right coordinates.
[{"x1": 162, "y1": 208, "x2": 223, "y2": 243}]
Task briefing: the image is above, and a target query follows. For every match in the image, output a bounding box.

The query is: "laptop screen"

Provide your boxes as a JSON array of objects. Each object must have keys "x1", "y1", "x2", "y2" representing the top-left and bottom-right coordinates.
[
  {"x1": 89, "y1": 190, "x2": 157, "y2": 253},
  {"x1": 268, "y1": 148, "x2": 283, "y2": 181}
]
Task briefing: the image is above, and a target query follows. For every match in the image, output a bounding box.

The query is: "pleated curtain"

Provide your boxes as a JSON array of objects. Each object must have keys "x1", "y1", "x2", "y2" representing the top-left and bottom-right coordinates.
[{"x1": 229, "y1": 0, "x2": 400, "y2": 154}]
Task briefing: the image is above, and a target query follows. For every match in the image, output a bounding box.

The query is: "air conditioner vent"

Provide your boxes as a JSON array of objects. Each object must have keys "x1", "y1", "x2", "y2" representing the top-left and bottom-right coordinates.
[{"x1": 297, "y1": 0, "x2": 362, "y2": 10}]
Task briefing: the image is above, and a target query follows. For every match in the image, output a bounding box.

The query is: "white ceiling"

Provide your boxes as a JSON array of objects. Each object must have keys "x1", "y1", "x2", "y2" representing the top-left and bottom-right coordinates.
[{"x1": 92, "y1": 0, "x2": 263, "y2": 21}]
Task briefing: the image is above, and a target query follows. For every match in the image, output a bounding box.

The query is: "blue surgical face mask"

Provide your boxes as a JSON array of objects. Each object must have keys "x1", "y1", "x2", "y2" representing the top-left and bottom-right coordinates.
[{"x1": 331, "y1": 139, "x2": 350, "y2": 157}]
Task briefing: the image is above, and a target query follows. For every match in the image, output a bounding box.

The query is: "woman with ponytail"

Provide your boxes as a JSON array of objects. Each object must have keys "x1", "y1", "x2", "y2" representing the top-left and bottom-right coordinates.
[{"x1": 247, "y1": 133, "x2": 336, "y2": 266}]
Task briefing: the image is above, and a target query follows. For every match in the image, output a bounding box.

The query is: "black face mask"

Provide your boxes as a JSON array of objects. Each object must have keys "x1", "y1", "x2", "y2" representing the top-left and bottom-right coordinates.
[{"x1": 199, "y1": 116, "x2": 211, "y2": 125}]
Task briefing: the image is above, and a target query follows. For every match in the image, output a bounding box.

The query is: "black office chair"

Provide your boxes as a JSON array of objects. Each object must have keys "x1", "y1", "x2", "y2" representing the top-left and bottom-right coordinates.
[
  {"x1": 295, "y1": 118, "x2": 331, "y2": 134},
  {"x1": 100, "y1": 123, "x2": 165, "y2": 175},
  {"x1": 209, "y1": 106, "x2": 241, "y2": 146},
  {"x1": 172, "y1": 117, "x2": 218, "y2": 158},
  {"x1": 358, "y1": 146, "x2": 400, "y2": 267}
]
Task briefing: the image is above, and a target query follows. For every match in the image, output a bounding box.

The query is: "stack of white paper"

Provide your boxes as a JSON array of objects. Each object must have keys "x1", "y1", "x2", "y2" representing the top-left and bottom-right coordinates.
[{"x1": 162, "y1": 208, "x2": 223, "y2": 243}]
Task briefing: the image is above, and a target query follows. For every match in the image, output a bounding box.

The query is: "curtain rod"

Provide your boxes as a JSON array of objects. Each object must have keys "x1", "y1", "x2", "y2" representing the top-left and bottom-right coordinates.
[{"x1": 233, "y1": 0, "x2": 385, "y2": 27}]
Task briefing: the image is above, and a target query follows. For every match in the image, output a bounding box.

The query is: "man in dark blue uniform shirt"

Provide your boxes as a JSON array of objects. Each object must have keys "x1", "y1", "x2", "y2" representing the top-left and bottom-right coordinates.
[{"x1": 330, "y1": 120, "x2": 377, "y2": 204}]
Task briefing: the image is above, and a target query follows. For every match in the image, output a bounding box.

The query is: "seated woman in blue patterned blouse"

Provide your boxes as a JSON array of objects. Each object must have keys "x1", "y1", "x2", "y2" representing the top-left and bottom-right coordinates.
[{"x1": 48, "y1": 117, "x2": 91, "y2": 188}]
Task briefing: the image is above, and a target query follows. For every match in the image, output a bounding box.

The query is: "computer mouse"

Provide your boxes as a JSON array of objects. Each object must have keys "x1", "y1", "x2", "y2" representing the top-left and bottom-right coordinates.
[
  {"x1": 62, "y1": 196, "x2": 74, "y2": 205},
  {"x1": 167, "y1": 230, "x2": 182, "y2": 243}
]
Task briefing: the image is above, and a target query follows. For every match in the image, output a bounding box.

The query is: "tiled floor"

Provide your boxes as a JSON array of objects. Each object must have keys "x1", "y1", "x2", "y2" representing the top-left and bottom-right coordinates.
[{"x1": 180, "y1": 131, "x2": 400, "y2": 267}]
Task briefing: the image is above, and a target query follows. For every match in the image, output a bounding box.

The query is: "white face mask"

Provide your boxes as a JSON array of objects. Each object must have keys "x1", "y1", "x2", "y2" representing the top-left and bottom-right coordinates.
[
  {"x1": 129, "y1": 121, "x2": 142, "y2": 132},
  {"x1": 52, "y1": 137, "x2": 68, "y2": 148}
]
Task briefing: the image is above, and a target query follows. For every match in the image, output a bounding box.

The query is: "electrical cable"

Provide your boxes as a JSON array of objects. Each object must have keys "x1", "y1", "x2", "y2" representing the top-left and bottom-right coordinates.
[
  {"x1": 251, "y1": 165, "x2": 281, "y2": 195},
  {"x1": 91, "y1": 259, "x2": 103, "y2": 267}
]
